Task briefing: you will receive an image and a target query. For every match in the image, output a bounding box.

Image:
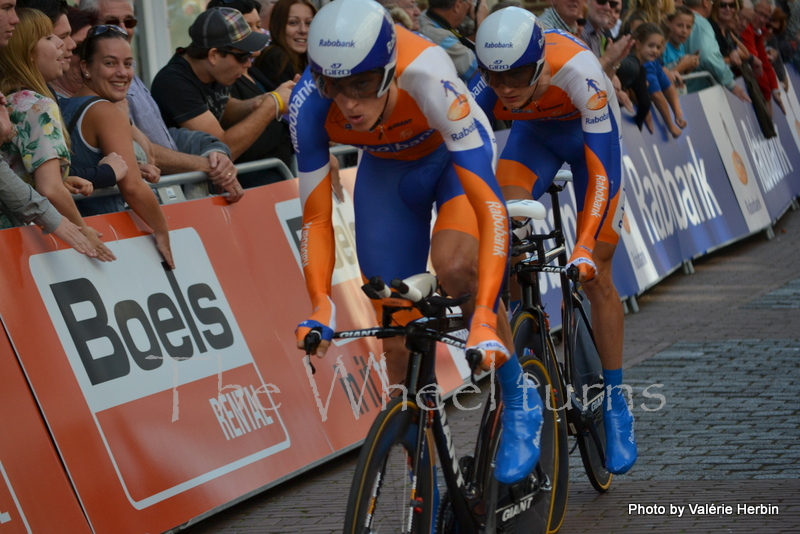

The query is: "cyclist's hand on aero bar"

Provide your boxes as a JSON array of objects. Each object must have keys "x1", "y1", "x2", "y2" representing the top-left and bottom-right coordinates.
[
  {"x1": 296, "y1": 319, "x2": 334, "y2": 358},
  {"x1": 466, "y1": 306, "x2": 510, "y2": 371},
  {"x1": 567, "y1": 245, "x2": 597, "y2": 282}
]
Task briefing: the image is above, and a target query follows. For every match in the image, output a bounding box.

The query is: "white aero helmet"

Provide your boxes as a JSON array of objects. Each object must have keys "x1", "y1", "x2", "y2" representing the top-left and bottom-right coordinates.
[
  {"x1": 475, "y1": 7, "x2": 546, "y2": 86},
  {"x1": 307, "y1": 0, "x2": 398, "y2": 98}
]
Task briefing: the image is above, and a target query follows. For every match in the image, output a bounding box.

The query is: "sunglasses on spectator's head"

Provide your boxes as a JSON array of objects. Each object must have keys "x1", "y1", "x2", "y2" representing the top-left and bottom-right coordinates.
[
  {"x1": 596, "y1": 0, "x2": 620, "y2": 8},
  {"x1": 219, "y1": 48, "x2": 254, "y2": 64},
  {"x1": 719, "y1": 1, "x2": 737, "y2": 8},
  {"x1": 81, "y1": 25, "x2": 129, "y2": 60},
  {"x1": 87, "y1": 24, "x2": 129, "y2": 39},
  {"x1": 102, "y1": 17, "x2": 137, "y2": 29}
]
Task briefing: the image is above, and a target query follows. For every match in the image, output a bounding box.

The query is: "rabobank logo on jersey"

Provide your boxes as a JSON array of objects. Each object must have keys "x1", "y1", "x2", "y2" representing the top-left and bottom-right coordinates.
[
  {"x1": 586, "y1": 111, "x2": 609, "y2": 125},
  {"x1": 318, "y1": 39, "x2": 355, "y2": 47},
  {"x1": 451, "y1": 120, "x2": 477, "y2": 141}
]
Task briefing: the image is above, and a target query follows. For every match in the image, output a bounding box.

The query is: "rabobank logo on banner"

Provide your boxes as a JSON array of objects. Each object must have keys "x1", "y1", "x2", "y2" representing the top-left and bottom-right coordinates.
[
  {"x1": 29, "y1": 228, "x2": 290, "y2": 509},
  {"x1": 623, "y1": 137, "x2": 722, "y2": 244}
]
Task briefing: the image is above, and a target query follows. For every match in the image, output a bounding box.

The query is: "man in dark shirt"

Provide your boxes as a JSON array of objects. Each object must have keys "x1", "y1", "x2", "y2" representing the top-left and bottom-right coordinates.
[{"x1": 151, "y1": 7, "x2": 294, "y2": 161}]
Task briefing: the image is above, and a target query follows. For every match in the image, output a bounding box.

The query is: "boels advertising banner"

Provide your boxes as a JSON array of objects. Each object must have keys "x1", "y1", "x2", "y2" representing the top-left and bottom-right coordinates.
[{"x1": 0, "y1": 177, "x2": 464, "y2": 533}]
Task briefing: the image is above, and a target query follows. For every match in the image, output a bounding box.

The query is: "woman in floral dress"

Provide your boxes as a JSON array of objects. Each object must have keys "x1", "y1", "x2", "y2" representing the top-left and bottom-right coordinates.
[{"x1": 0, "y1": 8, "x2": 115, "y2": 261}]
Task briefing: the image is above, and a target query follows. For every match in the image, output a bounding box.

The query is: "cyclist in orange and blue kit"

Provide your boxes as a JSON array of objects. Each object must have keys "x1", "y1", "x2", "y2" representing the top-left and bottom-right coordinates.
[
  {"x1": 473, "y1": 7, "x2": 637, "y2": 474},
  {"x1": 291, "y1": 0, "x2": 541, "y2": 485}
]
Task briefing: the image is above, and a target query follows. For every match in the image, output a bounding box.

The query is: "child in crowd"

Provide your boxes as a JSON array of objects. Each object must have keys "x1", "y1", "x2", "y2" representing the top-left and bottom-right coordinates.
[
  {"x1": 662, "y1": 5, "x2": 700, "y2": 89},
  {"x1": 633, "y1": 22, "x2": 687, "y2": 137}
]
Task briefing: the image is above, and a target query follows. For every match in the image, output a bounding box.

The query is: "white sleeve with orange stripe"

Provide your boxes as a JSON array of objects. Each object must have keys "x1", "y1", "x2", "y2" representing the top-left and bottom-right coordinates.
[
  {"x1": 291, "y1": 70, "x2": 338, "y2": 334},
  {"x1": 552, "y1": 47, "x2": 621, "y2": 252}
]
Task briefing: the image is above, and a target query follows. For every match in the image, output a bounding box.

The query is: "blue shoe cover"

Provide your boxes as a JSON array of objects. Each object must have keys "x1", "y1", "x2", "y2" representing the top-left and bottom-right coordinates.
[
  {"x1": 603, "y1": 391, "x2": 637, "y2": 474},
  {"x1": 494, "y1": 357, "x2": 544, "y2": 484}
]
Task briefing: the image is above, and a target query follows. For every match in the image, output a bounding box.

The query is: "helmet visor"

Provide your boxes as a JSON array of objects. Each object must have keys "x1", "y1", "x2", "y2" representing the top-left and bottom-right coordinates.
[
  {"x1": 479, "y1": 61, "x2": 544, "y2": 89},
  {"x1": 313, "y1": 69, "x2": 386, "y2": 99}
]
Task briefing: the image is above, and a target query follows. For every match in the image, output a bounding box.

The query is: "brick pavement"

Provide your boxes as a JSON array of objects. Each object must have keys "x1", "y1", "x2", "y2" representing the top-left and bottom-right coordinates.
[{"x1": 175, "y1": 209, "x2": 800, "y2": 533}]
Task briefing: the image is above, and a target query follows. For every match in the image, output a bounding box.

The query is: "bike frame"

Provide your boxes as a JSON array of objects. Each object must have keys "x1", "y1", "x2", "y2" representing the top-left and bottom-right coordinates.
[
  {"x1": 335, "y1": 307, "x2": 491, "y2": 534},
  {"x1": 512, "y1": 182, "x2": 606, "y2": 460}
]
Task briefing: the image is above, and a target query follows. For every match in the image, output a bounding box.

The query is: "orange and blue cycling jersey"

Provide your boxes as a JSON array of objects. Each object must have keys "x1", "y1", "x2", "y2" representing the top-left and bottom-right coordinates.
[
  {"x1": 472, "y1": 29, "x2": 624, "y2": 255},
  {"x1": 291, "y1": 25, "x2": 507, "y2": 343}
]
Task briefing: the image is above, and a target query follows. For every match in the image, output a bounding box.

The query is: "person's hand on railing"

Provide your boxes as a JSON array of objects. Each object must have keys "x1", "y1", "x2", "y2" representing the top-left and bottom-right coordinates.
[
  {"x1": 206, "y1": 151, "x2": 244, "y2": 203},
  {"x1": 731, "y1": 84, "x2": 752, "y2": 103},
  {"x1": 773, "y1": 89, "x2": 787, "y2": 115},
  {"x1": 139, "y1": 163, "x2": 161, "y2": 184},
  {"x1": 752, "y1": 55, "x2": 763, "y2": 77},
  {"x1": 677, "y1": 52, "x2": 700, "y2": 73},
  {"x1": 80, "y1": 225, "x2": 116, "y2": 262},
  {"x1": 64, "y1": 175, "x2": 94, "y2": 196},
  {"x1": 99, "y1": 152, "x2": 128, "y2": 182},
  {"x1": 155, "y1": 230, "x2": 175, "y2": 270},
  {"x1": 52, "y1": 218, "x2": 98, "y2": 259}
]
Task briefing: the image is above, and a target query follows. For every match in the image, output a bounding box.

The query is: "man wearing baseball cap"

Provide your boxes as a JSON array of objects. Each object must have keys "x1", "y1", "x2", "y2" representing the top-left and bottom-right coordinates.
[{"x1": 151, "y1": 7, "x2": 295, "y2": 161}]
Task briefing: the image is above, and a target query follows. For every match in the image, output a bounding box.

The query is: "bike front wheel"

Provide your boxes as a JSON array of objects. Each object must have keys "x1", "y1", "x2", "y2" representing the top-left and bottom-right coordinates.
[
  {"x1": 343, "y1": 396, "x2": 435, "y2": 534},
  {"x1": 511, "y1": 310, "x2": 570, "y2": 533},
  {"x1": 569, "y1": 295, "x2": 612, "y2": 493},
  {"x1": 484, "y1": 355, "x2": 559, "y2": 534}
]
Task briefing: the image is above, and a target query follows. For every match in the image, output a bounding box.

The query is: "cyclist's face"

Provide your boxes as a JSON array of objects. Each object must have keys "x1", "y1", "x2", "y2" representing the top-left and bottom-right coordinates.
[{"x1": 332, "y1": 88, "x2": 388, "y2": 131}]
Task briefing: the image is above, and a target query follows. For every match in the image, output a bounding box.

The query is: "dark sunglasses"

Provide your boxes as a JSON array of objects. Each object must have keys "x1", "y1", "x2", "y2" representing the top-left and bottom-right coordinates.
[
  {"x1": 313, "y1": 70, "x2": 385, "y2": 100},
  {"x1": 220, "y1": 48, "x2": 254, "y2": 64},
  {"x1": 102, "y1": 17, "x2": 137, "y2": 29},
  {"x1": 81, "y1": 25, "x2": 129, "y2": 60},
  {"x1": 596, "y1": 0, "x2": 620, "y2": 8},
  {"x1": 86, "y1": 24, "x2": 129, "y2": 39},
  {"x1": 719, "y1": 1, "x2": 737, "y2": 8},
  {"x1": 479, "y1": 61, "x2": 545, "y2": 89}
]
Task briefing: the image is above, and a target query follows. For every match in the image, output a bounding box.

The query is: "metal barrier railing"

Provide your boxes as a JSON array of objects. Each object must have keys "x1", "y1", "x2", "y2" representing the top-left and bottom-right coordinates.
[
  {"x1": 72, "y1": 157, "x2": 295, "y2": 200},
  {"x1": 682, "y1": 71, "x2": 717, "y2": 88},
  {"x1": 72, "y1": 146, "x2": 366, "y2": 203}
]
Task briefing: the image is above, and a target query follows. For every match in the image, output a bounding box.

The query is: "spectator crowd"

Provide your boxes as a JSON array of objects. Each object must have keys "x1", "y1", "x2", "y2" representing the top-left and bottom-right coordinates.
[{"x1": 0, "y1": 0, "x2": 796, "y2": 261}]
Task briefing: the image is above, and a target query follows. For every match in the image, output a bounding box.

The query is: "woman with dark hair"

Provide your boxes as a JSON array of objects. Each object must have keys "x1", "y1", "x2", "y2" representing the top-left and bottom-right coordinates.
[
  {"x1": 0, "y1": 8, "x2": 115, "y2": 261},
  {"x1": 59, "y1": 24, "x2": 174, "y2": 267},
  {"x1": 255, "y1": 0, "x2": 316, "y2": 85},
  {"x1": 205, "y1": 0, "x2": 294, "y2": 187},
  {"x1": 710, "y1": 0, "x2": 749, "y2": 68}
]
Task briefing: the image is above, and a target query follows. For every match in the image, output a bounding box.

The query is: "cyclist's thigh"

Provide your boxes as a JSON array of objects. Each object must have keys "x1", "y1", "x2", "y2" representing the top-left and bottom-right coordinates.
[
  {"x1": 496, "y1": 119, "x2": 580, "y2": 199},
  {"x1": 354, "y1": 148, "x2": 447, "y2": 281}
]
